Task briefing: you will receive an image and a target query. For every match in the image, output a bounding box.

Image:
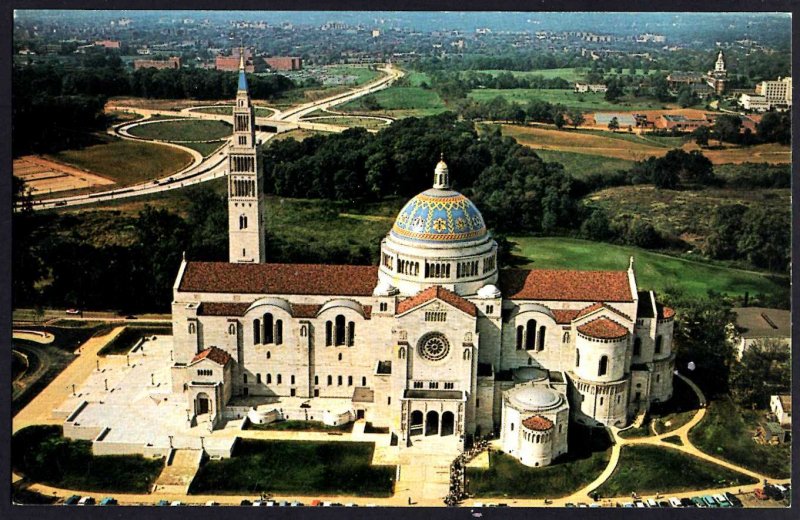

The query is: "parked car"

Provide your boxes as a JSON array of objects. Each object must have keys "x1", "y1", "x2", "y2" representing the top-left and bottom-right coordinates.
[
  {"x1": 205, "y1": 501, "x2": 219, "y2": 506},
  {"x1": 668, "y1": 497, "x2": 682, "y2": 507},
  {"x1": 290, "y1": 501, "x2": 303, "y2": 507},
  {"x1": 754, "y1": 488, "x2": 768, "y2": 500},
  {"x1": 680, "y1": 498, "x2": 695, "y2": 507},
  {"x1": 645, "y1": 498, "x2": 658, "y2": 507},
  {"x1": 309, "y1": 500, "x2": 322, "y2": 507},
  {"x1": 724, "y1": 493, "x2": 743, "y2": 508},
  {"x1": 634, "y1": 501, "x2": 646, "y2": 508},
  {"x1": 239, "y1": 500, "x2": 252, "y2": 506},
  {"x1": 252, "y1": 500, "x2": 265, "y2": 506},
  {"x1": 713, "y1": 494, "x2": 731, "y2": 507},
  {"x1": 764, "y1": 485, "x2": 783, "y2": 500},
  {"x1": 65, "y1": 308, "x2": 81, "y2": 315},
  {"x1": 621, "y1": 502, "x2": 634, "y2": 508},
  {"x1": 64, "y1": 495, "x2": 81, "y2": 506},
  {"x1": 691, "y1": 496, "x2": 706, "y2": 507},
  {"x1": 701, "y1": 495, "x2": 717, "y2": 507},
  {"x1": 774, "y1": 484, "x2": 788, "y2": 499},
  {"x1": 170, "y1": 501, "x2": 182, "y2": 506},
  {"x1": 658, "y1": 500, "x2": 671, "y2": 508},
  {"x1": 565, "y1": 503, "x2": 575, "y2": 507},
  {"x1": 156, "y1": 500, "x2": 170, "y2": 506},
  {"x1": 99, "y1": 497, "x2": 117, "y2": 506}
]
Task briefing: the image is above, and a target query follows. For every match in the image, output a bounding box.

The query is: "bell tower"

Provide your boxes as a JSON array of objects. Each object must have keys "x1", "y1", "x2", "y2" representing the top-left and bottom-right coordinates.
[{"x1": 228, "y1": 47, "x2": 266, "y2": 263}]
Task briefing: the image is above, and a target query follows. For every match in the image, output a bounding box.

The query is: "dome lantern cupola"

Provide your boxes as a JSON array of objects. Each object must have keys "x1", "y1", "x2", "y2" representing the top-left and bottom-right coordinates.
[{"x1": 433, "y1": 153, "x2": 450, "y2": 189}]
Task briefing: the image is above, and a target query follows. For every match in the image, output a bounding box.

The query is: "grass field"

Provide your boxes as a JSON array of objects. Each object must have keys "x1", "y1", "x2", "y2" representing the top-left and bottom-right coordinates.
[
  {"x1": 12, "y1": 425, "x2": 164, "y2": 493},
  {"x1": 181, "y1": 141, "x2": 225, "y2": 157},
  {"x1": 472, "y1": 67, "x2": 586, "y2": 83},
  {"x1": 128, "y1": 119, "x2": 232, "y2": 142},
  {"x1": 469, "y1": 89, "x2": 669, "y2": 111},
  {"x1": 47, "y1": 136, "x2": 194, "y2": 186},
  {"x1": 190, "y1": 439, "x2": 394, "y2": 496},
  {"x1": 689, "y1": 397, "x2": 791, "y2": 479},
  {"x1": 191, "y1": 106, "x2": 276, "y2": 117},
  {"x1": 467, "y1": 424, "x2": 611, "y2": 498},
  {"x1": 509, "y1": 236, "x2": 788, "y2": 299},
  {"x1": 531, "y1": 149, "x2": 634, "y2": 179},
  {"x1": 339, "y1": 84, "x2": 448, "y2": 118},
  {"x1": 322, "y1": 65, "x2": 381, "y2": 85},
  {"x1": 586, "y1": 185, "x2": 791, "y2": 249},
  {"x1": 304, "y1": 116, "x2": 391, "y2": 130},
  {"x1": 270, "y1": 129, "x2": 329, "y2": 142},
  {"x1": 594, "y1": 445, "x2": 757, "y2": 498}
]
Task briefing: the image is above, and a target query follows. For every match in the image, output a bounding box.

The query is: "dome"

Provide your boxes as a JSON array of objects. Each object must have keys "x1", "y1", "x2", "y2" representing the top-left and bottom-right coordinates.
[
  {"x1": 508, "y1": 386, "x2": 563, "y2": 411},
  {"x1": 390, "y1": 188, "x2": 487, "y2": 244}
]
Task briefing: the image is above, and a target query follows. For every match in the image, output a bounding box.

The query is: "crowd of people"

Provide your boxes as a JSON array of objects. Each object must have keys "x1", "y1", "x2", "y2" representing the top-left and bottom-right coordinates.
[{"x1": 444, "y1": 437, "x2": 492, "y2": 506}]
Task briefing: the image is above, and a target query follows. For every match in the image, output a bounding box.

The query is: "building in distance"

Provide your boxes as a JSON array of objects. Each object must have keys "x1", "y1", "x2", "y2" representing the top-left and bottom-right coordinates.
[{"x1": 134, "y1": 56, "x2": 181, "y2": 70}]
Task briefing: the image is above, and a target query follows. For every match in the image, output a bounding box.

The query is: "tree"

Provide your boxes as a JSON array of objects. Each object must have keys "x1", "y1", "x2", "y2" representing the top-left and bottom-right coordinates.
[
  {"x1": 580, "y1": 208, "x2": 614, "y2": 241},
  {"x1": 553, "y1": 111, "x2": 566, "y2": 129},
  {"x1": 756, "y1": 111, "x2": 790, "y2": 145},
  {"x1": 692, "y1": 125, "x2": 711, "y2": 147},
  {"x1": 704, "y1": 204, "x2": 748, "y2": 260},
  {"x1": 607, "y1": 116, "x2": 619, "y2": 132},
  {"x1": 736, "y1": 206, "x2": 791, "y2": 272},
  {"x1": 729, "y1": 339, "x2": 791, "y2": 409},
  {"x1": 661, "y1": 288, "x2": 736, "y2": 398},
  {"x1": 713, "y1": 114, "x2": 742, "y2": 145},
  {"x1": 568, "y1": 109, "x2": 585, "y2": 129},
  {"x1": 604, "y1": 79, "x2": 624, "y2": 102},
  {"x1": 676, "y1": 86, "x2": 699, "y2": 108},
  {"x1": 625, "y1": 218, "x2": 660, "y2": 248}
]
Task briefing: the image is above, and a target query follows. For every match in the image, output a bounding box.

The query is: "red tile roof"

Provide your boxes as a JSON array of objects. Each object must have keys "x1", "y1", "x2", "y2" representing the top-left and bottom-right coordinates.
[
  {"x1": 552, "y1": 309, "x2": 580, "y2": 324},
  {"x1": 522, "y1": 415, "x2": 554, "y2": 431},
  {"x1": 396, "y1": 286, "x2": 477, "y2": 317},
  {"x1": 499, "y1": 269, "x2": 633, "y2": 302},
  {"x1": 179, "y1": 262, "x2": 378, "y2": 296},
  {"x1": 577, "y1": 317, "x2": 629, "y2": 340},
  {"x1": 191, "y1": 346, "x2": 232, "y2": 366},
  {"x1": 658, "y1": 305, "x2": 675, "y2": 320},
  {"x1": 291, "y1": 303, "x2": 322, "y2": 318},
  {"x1": 199, "y1": 302, "x2": 250, "y2": 316},
  {"x1": 576, "y1": 302, "x2": 631, "y2": 321}
]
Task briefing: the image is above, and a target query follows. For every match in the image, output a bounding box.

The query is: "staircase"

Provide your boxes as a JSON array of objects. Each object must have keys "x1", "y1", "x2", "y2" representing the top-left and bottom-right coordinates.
[{"x1": 153, "y1": 449, "x2": 203, "y2": 495}]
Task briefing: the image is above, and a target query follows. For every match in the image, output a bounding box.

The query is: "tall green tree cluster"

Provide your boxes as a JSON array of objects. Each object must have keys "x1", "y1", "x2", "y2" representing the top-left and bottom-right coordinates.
[{"x1": 704, "y1": 204, "x2": 790, "y2": 272}]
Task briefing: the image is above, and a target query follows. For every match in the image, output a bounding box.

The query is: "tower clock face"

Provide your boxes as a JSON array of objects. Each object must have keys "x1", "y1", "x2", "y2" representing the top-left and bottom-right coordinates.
[{"x1": 418, "y1": 332, "x2": 450, "y2": 362}]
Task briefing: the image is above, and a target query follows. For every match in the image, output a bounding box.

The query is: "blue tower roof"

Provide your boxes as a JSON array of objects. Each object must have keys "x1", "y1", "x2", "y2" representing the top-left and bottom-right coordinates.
[
  {"x1": 390, "y1": 188, "x2": 487, "y2": 244},
  {"x1": 238, "y1": 69, "x2": 248, "y2": 92}
]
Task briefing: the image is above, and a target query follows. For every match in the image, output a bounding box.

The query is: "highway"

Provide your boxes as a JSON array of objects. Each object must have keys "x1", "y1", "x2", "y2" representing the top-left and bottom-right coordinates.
[{"x1": 22, "y1": 64, "x2": 403, "y2": 212}]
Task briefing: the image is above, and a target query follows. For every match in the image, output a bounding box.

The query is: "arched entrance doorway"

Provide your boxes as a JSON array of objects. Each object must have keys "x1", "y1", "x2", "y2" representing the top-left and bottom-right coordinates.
[
  {"x1": 425, "y1": 410, "x2": 439, "y2": 436},
  {"x1": 196, "y1": 392, "x2": 210, "y2": 416},
  {"x1": 410, "y1": 410, "x2": 423, "y2": 436},
  {"x1": 441, "y1": 411, "x2": 455, "y2": 436}
]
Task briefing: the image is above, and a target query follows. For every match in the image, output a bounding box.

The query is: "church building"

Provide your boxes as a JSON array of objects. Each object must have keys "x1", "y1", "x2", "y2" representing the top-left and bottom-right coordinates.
[{"x1": 169, "y1": 57, "x2": 676, "y2": 467}]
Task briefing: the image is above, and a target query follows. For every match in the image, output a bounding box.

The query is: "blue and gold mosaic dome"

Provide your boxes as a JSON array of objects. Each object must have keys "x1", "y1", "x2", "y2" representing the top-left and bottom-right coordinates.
[{"x1": 390, "y1": 188, "x2": 487, "y2": 243}]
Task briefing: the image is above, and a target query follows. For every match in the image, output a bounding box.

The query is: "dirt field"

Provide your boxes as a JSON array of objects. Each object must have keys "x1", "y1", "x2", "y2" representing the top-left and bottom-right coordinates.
[
  {"x1": 13, "y1": 156, "x2": 115, "y2": 195},
  {"x1": 500, "y1": 124, "x2": 791, "y2": 165}
]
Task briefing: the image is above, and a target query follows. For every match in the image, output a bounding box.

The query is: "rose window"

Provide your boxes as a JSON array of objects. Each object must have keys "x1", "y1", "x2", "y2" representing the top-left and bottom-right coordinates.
[{"x1": 418, "y1": 333, "x2": 450, "y2": 362}]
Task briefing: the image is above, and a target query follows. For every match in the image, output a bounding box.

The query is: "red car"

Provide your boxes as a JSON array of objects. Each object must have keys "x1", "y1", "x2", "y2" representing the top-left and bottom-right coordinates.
[{"x1": 754, "y1": 489, "x2": 768, "y2": 500}]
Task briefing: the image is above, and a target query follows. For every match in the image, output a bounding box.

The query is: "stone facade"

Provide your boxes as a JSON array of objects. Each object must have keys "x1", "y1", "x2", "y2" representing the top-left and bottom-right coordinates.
[{"x1": 167, "y1": 69, "x2": 677, "y2": 468}]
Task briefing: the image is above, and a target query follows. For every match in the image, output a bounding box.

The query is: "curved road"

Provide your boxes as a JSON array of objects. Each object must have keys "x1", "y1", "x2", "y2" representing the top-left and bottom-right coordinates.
[{"x1": 22, "y1": 64, "x2": 402, "y2": 212}]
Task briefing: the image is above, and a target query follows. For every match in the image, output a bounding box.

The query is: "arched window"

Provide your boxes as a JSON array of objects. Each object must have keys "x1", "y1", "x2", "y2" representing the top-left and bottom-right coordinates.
[
  {"x1": 525, "y1": 320, "x2": 537, "y2": 350},
  {"x1": 266, "y1": 351, "x2": 271, "y2": 359},
  {"x1": 256, "y1": 374, "x2": 262, "y2": 384},
  {"x1": 633, "y1": 337, "x2": 641, "y2": 356},
  {"x1": 239, "y1": 214, "x2": 248, "y2": 229},
  {"x1": 510, "y1": 423, "x2": 514, "y2": 431},
  {"x1": 598, "y1": 355, "x2": 608, "y2": 376},
  {"x1": 398, "y1": 347, "x2": 406, "y2": 359},
  {"x1": 325, "y1": 321, "x2": 332, "y2": 346},
  {"x1": 188, "y1": 322, "x2": 196, "y2": 334},
  {"x1": 576, "y1": 348, "x2": 580, "y2": 367},
  {"x1": 516, "y1": 326, "x2": 523, "y2": 350},
  {"x1": 563, "y1": 331, "x2": 570, "y2": 343},
  {"x1": 463, "y1": 349, "x2": 471, "y2": 360},
  {"x1": 266, "y1": 374, "x2": 272, "y2": 384},
  {"x1": 275, "y1": 320, "x2": 283, "y2": 345},
  {"x1": 314, "y1": 375, "x2": 319, "y2": 385},
  {"x1": 335, "y1": 315, "x2": 346, "y2": 346},
  {"x1": 243, "y1": 374, "x2": 248, "y2": 384},
  {"x1": 338, "y1": 353, "x2": 342, "y2": 361},
  {"x1": 348, "y1": 376, "x2": 353, "y2": 386},
  {"x1": 337, "y1": 375, "x2": 343, "y2": 386},
  {"x1": 327, "y1": 375, "x2": 332, "y2": 386},
  {"x1": 655, "y1": 335, "x2": 663, "y2": 354},
  {"x1": 362, "y1": 376, "x2": 367, "y2": 386},
  {"x1": 253, "y1": 319, "x2": 260, "y2": 344},
  {"x1": 228, "y1": 323, "x2": 236, "y2": 335},
  {"x1": 538, "y1": 326, "x2": 546, "y2": 351},
  {"x1": 277, "y1": 374, "x2": 282, "y2": 385},
  {"x1": 263, "y1": 313, "x2": 274, "y2": 344},
  {"x1": 291, "y1": 375, "x2": 295, "y2": 385},
  {"x1": 347, "y1": 321, "x2": 355, "y2": 346}
]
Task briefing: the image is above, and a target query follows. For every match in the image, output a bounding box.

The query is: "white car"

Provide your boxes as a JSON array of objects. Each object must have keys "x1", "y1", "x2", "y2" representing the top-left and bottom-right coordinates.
[
  {"x1": 646, "y1": 498, "x2": 658, "y2": 507},
  {"x1": 668, "y1": 497, "x2": 682, "y2": 507},
  {"x1": 170, "y1": 501, "x2": 182, "y2": 506},
  {"x1": 77, "y1": 496, "x2": 95, "y2": 506},
  {"x1": 713, "y1": 494, "x2": 730, "y2": 506}
]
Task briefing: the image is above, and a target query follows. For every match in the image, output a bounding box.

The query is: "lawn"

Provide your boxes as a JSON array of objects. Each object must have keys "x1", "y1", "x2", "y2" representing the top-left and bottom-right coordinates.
[
  {"x1": 509, "y1": 236, "x2": 788, "y2": 299},
  {"x1": 467, "y1": 424, "x2": 612, "y2": 498},
  {"x1": 473, "y1": 67, "x2": 586, "y2": 83},
  {"x1": 469, "y1": 89, "x2": 668, "y2": 111},
  {"x1": 127, "y1": 119, "x2": 232, "y2": 142},
  {"x1": 47, "y1": 136, "x2": 193, "y2": 186},
  {"x1": 531, "y1": 149, "x2": 634, "y2": 179},
  {"x1": 304, "y1": 116, "x2": 391, "y2": 130},
  {"x1": 619, "y1": 376, "x2": 700, "y2": 438},
  {"x1": 689, "y1": 397, "x2": 791, "y2": 479},
  {"x1": 245, "y1": 420, "x2": 354, "y2": 433},
  {"x1": 323, "y1": 65, "x2": 381, "y2": 85},
  {"x1": 181, "y1": 141, "x2": 226, "y2": 157},
  {"x1": 270, "y1": 128, "x2": 330, "y2": 142},
  {"x1": 190, "y1": 439, "x2": 394, "y2": 496},
  {"x1": 339, "y1": 85, "x2": 448, "y2": 118},
  {"x1": 191, "y1": 105, "x2": 276, "y2": 117},
  {"x1": 594, "y1": 445, "x2": 757, "y2": 498},
  {"x1": 12, "y1": 425, "x2": 164, "y2": 493},
  {"x1": 98, "y1": 324, "x2": 173, "y2": 356}
]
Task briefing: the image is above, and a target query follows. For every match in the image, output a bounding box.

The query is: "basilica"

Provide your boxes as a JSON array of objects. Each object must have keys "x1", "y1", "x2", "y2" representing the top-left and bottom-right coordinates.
[{"x1": 169, "y1": 59, "x2": 676, "y2": 468}]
